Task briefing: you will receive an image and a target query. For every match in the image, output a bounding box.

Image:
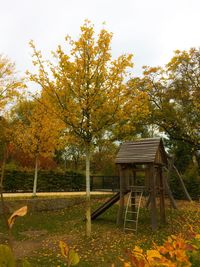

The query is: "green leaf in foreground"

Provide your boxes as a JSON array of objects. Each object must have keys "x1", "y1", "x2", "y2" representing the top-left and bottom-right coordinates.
[
  {"x1": 0, "y1": 244, "x2": 15, "y2": 267},
  {"x1": 68, "y1": 249, "x2": 80, "y2": 266},
  {"x1": 22, "y1": 259, "x2": 32, "y2": 267}
]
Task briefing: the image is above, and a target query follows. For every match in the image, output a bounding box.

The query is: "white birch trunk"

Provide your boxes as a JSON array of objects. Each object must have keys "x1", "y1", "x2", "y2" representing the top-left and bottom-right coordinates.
[
  {"x1": 33, "y1": 156, "x2": 38, "y2": 197},
  {"x1": 85, "y1": 143, "x2": 91, "y2": 237}
]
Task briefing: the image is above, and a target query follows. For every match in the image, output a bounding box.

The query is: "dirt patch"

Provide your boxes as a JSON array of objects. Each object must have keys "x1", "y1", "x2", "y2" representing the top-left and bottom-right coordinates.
[
  {"x1": 13, "y1": 230, "x2": 48, "y2": 258},
  {"x1": 20, "y1": 230, "x2": 48, "y2": 239},
  {"x1": 41, "y1": 234, "x2": 74, "y2": 249},
  {"x1": 13, "y1": 232, "x2": 74, "y2": 259},
  {"x1": 14, "y1": 240, "x2": 42, "y2": 259}
]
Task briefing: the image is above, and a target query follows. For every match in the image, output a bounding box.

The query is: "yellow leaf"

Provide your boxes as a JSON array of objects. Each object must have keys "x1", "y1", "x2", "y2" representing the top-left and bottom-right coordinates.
[
  {"x1": 133, "y1": 246, "x2": 143, "y2": 254},
  {"x1": 195, "y1": 234, "x2": 200, "y2": 239},
  {"x1": 59, "y1": 241, "x2": 69, "y2": 258},
  {"x1": 8, "y1": 206, "x2": 27, "y2": 229},
  {"x1": 147, "y1": 249, "x2": 162, "y2": 259}
]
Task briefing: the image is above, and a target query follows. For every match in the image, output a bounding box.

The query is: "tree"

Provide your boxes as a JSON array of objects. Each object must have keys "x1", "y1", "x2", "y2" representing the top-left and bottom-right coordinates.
[
  {"x1": 112, "y1": 81, "x2": 150, "y2": 141},
  {"x1": 63, "y1": 141, "x2": 85, "y2": 172},
  {"x1": 0, "y1": 116, "x2": 9, "y2": 190},
  {"x1": 91, "y1": 138, "x2": 118, "y2": 176},
  {"x1": 28, "y1": 21, "x2": 148, "y2": 236},
  {"x1": 12, "y1": 99, "x2": 64, "y2": 196},
  {"x1": 0, "y1": 55, "x2": 24, "y2": 114},
  {"x1": 135, "y1": 48, "x2": 200, "y2": 168},
  {"x1": 0, "y1": 116, "x2": 13, "y2": 243}
]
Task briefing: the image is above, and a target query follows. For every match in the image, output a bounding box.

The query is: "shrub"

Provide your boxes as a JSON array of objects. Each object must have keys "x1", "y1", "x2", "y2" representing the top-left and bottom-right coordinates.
[
  {"x1": 121, "y1": 232, "x2": 200, "y2": 267},
  {"x1": 3, "y1": 170, "x2": 85, "y2": 192}
]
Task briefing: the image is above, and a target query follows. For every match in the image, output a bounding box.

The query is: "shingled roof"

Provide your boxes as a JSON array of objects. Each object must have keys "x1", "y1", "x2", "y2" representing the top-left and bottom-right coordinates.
[{"x1": 115, "y1": 138, "x2": 168, "y2": 165}]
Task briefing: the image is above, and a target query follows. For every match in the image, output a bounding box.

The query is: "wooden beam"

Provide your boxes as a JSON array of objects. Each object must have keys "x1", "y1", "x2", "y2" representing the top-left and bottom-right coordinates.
[
  {"x1": 149, "y1": 165, "x2": 157, "y2": 231},
  {"x1": 159, "y1": 167, "x2": 166, "y2": 224},
  {"x1": 173, "y1": 165, "x2": 192, "y2": 202},
  {"x1": 117, "y1": 166, "x2": 125, "y2": 225}
]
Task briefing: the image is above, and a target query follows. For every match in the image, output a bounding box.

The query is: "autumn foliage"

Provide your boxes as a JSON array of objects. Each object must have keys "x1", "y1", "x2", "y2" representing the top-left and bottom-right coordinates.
[
  {"x1": 27, "y1": 20, "x2": 149, "y2": 236},
  {"x1": 122, "y1": 232, "x2": 200, "y2": 267},
  {"x1": 0, "y1": 54, "x2": 25, "y2": 112}
]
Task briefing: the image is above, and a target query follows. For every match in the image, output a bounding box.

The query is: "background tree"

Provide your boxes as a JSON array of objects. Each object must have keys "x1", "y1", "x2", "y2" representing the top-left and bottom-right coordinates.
[
  {"x1": 28, "y1": 21, "x2": 148, "y2": 236},
  {"x1": 63, "y1": 143, "x2": 85, "y2": 172},
  {"x1": 91, "y1": 138, "x2": 118, "y2": 176},
  {"x1": 109, "y1": 78, "x2": 149, "y2": 142},
  {"x1": 8, "y1": 145, "x2": 58, "y2": 170},
  {"x1": 0, "y1": 55, "x2": 24, "y2": 114},
  {"x1": 166, "y1": 48, "x2": 200, "y2": 167},
  {"x1": 0, "y1": 117, "x2": 10, "y2": 190},
  {"x1": 0, "y1": 116, "x2": 14, "y2": 241},
  {"x1": 0, "y1": 55, "x2": 25, "y2": 241},
  {"x1": 134, "y1": 48, "x2": 200, "y2": 169},
  {"x1": 12, "y1": 99, "x2": 64, "y2": 196}
]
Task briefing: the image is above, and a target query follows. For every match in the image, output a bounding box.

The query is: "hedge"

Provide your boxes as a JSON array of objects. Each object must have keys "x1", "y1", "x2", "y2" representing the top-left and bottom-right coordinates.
[
  {"x1": 3, "y1": 170, "x2": 85, "y2": 192},
  {"x1": 2, "y1": 168, "x2": 200, "y2": 200}
]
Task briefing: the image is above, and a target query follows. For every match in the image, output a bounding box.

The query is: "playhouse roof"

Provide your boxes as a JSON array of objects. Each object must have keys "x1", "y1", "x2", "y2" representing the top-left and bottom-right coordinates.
[{"x1": 115, "y1": 138, "x2": 168, "y2": 165}]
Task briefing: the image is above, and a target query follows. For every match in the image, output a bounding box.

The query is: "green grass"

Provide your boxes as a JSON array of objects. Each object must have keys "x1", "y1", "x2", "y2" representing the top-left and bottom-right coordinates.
[{"x1": 1, "y1": 196, "x2": 200, "y2": 266}]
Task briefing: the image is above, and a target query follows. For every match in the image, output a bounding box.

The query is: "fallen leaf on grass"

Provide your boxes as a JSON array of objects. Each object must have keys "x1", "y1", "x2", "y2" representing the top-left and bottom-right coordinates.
[
  {"x1": 8, "y1": 206, "x2": 28, "y2": 229},
  {"x1": 59, "y1": 240, "x2": 69, "y2": 257}
]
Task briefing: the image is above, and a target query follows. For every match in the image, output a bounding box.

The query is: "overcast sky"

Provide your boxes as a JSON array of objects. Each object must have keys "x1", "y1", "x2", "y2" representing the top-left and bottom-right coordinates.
[{"x1": 1, "y1": 0, "x2": 200, "y2": 77}]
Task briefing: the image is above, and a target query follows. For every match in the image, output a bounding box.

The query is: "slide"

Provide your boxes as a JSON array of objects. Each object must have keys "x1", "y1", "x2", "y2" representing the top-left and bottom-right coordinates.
[{"x1": 91, "y1": 191, "x2": 129, "y2": 220}]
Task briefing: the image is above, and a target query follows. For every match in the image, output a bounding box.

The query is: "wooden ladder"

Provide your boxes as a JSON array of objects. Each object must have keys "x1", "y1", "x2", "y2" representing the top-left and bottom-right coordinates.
[{"x1": 124, "y1": 186, "x2": 144, "y2": 232}]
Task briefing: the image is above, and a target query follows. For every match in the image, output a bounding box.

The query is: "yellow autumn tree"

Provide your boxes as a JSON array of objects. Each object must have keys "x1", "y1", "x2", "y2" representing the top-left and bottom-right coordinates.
[
  {"x1": 0, "y1": 116, "x2": 10, "y2": 196},
  {"x1": 28, "y1": 20, "x2": 148, "y2": 236},
  {"x1": 0, "y1": 55, "x2": 24, "y2": 184},
  {"x1": 0, "y1": 55, "x2": 25, "y2": 114},
  {"x1": 12, "y1": 99, "x2": 64, "y2": 196}
]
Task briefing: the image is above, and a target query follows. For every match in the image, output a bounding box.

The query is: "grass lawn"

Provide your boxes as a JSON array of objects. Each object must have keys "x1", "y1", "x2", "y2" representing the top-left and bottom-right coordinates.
[{"x1": 1, "y1": 195, "x2": 200, "y2": 266}]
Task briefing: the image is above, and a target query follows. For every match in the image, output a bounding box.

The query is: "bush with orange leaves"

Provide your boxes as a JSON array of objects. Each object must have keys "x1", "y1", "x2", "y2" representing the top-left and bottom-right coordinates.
[{"x1": 122, "y1": 232, "x2": 200, "y2": 267}]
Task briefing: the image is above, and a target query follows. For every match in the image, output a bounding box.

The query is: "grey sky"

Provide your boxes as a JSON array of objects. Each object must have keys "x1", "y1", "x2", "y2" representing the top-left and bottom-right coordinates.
[{"x1": 1, "y1": 0, "x2": 200, "y2": 77}]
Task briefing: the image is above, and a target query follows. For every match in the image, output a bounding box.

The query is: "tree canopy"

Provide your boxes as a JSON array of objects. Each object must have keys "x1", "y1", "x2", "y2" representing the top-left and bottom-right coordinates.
[
  {"x1": 132, "y1": 48, "x2": 200, "y2": 167},
  {"x1": 12, "y1": 99, "x2": 64, "y2": 195},
  {"x1": 0, "y1": 55, "x2": 24, "y2": 114},
  {"x1": 28, "y1": 21, "x2": 149, "y2": 236}
]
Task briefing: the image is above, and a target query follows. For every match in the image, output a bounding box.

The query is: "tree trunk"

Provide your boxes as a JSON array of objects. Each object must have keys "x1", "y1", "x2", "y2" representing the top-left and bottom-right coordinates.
[
  {"x1": 194, "y1": 151, "x2": 200, "y2": 171},
  {"x1": 33, "y1": 156, "x2": 38, "y2": 197},
  {"x1": 0, "y1": 146, "x2": 13, "y2": 250},
  {"x1": 85, "y1": 143, "x2": 91, "y2": 237}
]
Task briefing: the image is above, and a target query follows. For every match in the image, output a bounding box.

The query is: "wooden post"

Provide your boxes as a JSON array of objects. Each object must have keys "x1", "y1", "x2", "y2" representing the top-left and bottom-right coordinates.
[
  {"x1": 145, "y1": 194, "x2": 151, "y2": 208},
  {"x1": 149, "y1": 164, "x2": 157, "y2": 231},
  {"x1": 117, "y1": 165, "x2": 125, "y2": 225},
  {"x1": 159, "y1": 167, "x2": 166, "y2": 224}
]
